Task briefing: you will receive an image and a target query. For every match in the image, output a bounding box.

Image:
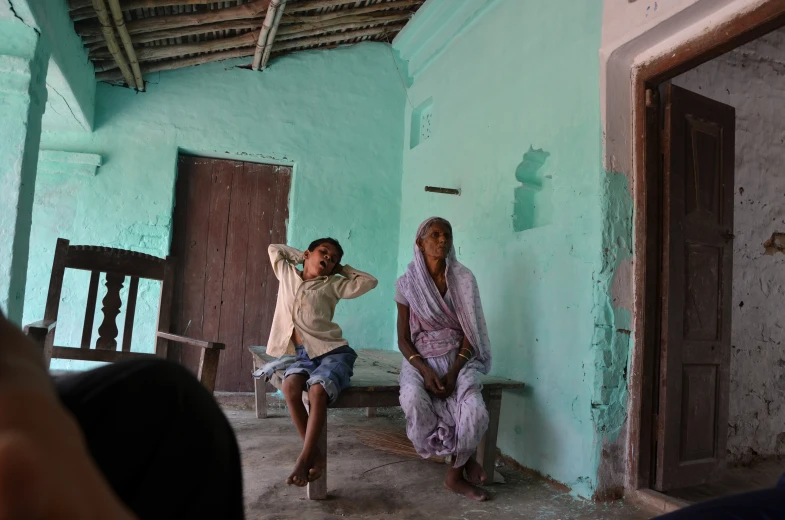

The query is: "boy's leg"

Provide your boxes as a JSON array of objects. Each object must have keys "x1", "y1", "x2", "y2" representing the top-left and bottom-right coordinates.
[
  {"x1": 282, "y1": 374, "x2": 309, "y2": 439},
  {"x1": 287, "y1": 384, "x2": 329, "y2": 487}
]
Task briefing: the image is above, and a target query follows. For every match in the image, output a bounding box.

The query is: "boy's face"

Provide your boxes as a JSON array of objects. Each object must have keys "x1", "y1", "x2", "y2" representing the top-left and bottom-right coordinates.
[{"x1": 303, "y1": 242, "x2": 341, "y2": 277}]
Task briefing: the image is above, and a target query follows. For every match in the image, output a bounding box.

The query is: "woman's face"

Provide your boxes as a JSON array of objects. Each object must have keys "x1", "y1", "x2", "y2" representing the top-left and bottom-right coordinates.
[{"x1": 417, "y1": 221, "x2": 452, "y2": 260}]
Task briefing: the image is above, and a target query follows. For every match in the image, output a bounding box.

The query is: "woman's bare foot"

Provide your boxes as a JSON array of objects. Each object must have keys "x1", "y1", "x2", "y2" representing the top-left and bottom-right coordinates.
[
  {"x1": 445, "y1": 467, "x2": 489, "y2": 501},
  {"x1": 464, "y1": 457, "x2": 487, "y2": 485}
]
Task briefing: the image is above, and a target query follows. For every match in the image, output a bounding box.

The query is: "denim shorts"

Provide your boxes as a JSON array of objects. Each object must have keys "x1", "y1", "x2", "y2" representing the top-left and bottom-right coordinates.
[{"x1": 283, "y1": 345, "x2": 357, "y2": 403}]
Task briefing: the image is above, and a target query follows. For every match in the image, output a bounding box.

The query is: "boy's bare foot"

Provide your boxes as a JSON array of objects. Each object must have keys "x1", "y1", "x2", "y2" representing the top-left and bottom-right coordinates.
[
  {"x1": 286, "y1": 456, "x2": 311, "y2": 487},
  {"x1": 286, "y1": 448, "x2": 325, "y2": 486},
  {"x1": 308, "y1": 454, "x2": 325, "y2": 482},
  {"x1": 464, "y1": 457, "x2": 487, "y2": 485},
  {"x1": 445, "y1": 468, "x2": 489, "y2": 501}
]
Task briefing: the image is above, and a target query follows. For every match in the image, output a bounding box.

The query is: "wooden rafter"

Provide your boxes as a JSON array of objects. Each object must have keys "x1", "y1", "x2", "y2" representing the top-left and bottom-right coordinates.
[
  {"x1": 76, "y1": 1, "x2": 270, "y2": 37},
  {"x1": 91, "y1": 0, "x2": 137, "y2": 88},
  {"x1": 96, "y1": 22, "x2": 406, "y2": 78},
  {"x1": 107, "y1": 0, "x2": 144, "y2": 89},
  {"x1": 253, "y1": 0, "x2": 286, "y2": 70}
]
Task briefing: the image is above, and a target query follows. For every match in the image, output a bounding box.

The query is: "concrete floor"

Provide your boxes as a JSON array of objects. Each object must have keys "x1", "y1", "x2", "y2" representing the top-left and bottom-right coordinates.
[
  {"x1": 665, "y1": 457, "x2": 785, "y2": 503},
  {"x1": 226, "y1": 405, "x2": 656, "y2": 520}
]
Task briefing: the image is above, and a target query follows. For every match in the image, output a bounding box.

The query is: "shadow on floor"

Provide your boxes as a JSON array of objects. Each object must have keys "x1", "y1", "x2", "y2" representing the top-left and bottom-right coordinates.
[{"x1": 665, "y1": 458, "x2": 785, "y2": 504}]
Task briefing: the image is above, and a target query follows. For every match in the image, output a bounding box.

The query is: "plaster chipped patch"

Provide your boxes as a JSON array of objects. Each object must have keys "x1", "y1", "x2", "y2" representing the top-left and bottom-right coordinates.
[
  {"x1": 513, "y1": 146, "x2": 551, "y2": 232},
  {"x1": 763, "y1": 232, "x2": 785, "y2": 255}
]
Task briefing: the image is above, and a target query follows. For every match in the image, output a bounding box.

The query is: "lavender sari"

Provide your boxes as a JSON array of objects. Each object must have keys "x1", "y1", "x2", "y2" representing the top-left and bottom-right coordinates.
[{"x1": 395, "y1": 217, "x2": 492, "y2": 468}]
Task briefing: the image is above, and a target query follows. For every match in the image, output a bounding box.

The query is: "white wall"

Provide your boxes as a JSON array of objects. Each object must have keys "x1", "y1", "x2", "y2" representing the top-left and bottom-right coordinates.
[{"x1": 673, "y1": 27, "x2": 785, "y2": 463}]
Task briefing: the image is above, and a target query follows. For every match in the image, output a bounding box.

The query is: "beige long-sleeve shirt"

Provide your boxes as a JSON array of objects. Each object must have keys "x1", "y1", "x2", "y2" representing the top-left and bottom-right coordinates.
[{"x1": 266, "y1": 244, "x2": 378, "y2": 358}]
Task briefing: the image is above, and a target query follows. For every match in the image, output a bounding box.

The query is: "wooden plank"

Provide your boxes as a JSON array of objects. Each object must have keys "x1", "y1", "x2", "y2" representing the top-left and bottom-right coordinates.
[
  {"x1": 240, "y1": 164, "x2": 278, "y2": 392},
  {"x1": 65, "y1": 247, "x2": 165, "y2": 279},
  {"x1": 156, "y1": 332, "x2": 224, "y2": 350},
  {"x1": 44, "y1": 238, "x2": 71, "y2": 322},
  {"x1": 179, "y1": 157, "x2": 217, "y2": 372},
  {"x1": 122, "y1": 276, "x2": 139, "y2": 352},
  {"x1": 168, "y1": 156, "x2": 192, "y2": 363},
  {"x1": 155, "y1": 259, "x2": 176, "y2": 358},
  {"x1": 248, "y1": 347, "x2": 525, "y2": 393},
  {"x1": 254, "y1": 358, "x2": 268, "y2": 419},
  {"x1": 81, "y1": 270, "x2": 100, "y2": 348},
  {"x1": 215, "y1": 160, "x2": 251, "y2": 392},
  {"x1": 52, "y1": 346, "x2": 153, "y2": 362},
  {"x1": 477, "y1": 389, "x2": 502, "y2": 480},
  {"x1": 198, "y1": 348, "x2": 221, "y2": 393}
]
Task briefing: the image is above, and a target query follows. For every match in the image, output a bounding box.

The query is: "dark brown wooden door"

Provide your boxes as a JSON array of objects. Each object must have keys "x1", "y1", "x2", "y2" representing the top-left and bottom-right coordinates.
[
  {"x1": 170, "y1": 155, "x2": 291, "y2": 392},
  {"x1": 656, "y1": 84, "x2": 735, "y2": 490}
]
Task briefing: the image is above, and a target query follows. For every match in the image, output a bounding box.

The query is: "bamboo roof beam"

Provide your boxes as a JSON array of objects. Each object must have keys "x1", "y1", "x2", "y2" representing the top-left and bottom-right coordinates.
[
  {"x1": 272, "y1": 22, "x2": 406, "y2": 52},
  {"x1": 281, "y1": 0, "x2": 423, "y2": 25},
  {"x1": 252, "y1": 0, "x2": 283, "y2": 70},
  {"x1": 276, "y1": 11, "x2": 414, "y2": 40},
  {"x1": 97, "y1": 47, "x2": 256, "y2": 80},
  {"x1": 72, "y1": 0, "x2": 379, "y2": 16},
  {"x1": 91, "y1": 0, "x2": 137, "y2": 88},
  {"x1": 107, "y1": 0, "x2": 144, "y2": 90},
  {"x1": 88, "y1": 19, "x2": 262, "y2": 53},
  {"x1": 256, "y1": 0, "x2": 286, "y2": 70},
  {"x1": 76, "y1": 1, "x2": 270, "y2": 38},
  {"x1": 97, "y1": 22, "x2": 407, "y2": 79}
]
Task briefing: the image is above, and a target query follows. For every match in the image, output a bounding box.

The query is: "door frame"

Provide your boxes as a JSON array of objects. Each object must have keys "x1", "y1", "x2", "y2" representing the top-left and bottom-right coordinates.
[{"x1": 624, "y1": 2, "x2": 785, "y2": 492}]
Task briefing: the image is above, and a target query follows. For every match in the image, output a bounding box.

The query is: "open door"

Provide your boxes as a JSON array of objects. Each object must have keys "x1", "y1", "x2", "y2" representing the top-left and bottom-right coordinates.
[{"x1": 655, "y1": 84, "x2": 735, "y2": 491}]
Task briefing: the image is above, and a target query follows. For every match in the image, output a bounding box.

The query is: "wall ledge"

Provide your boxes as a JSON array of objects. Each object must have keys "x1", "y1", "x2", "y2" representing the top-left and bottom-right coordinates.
[{"x1": 38, "y1": 150, "x2": 101, "y2": 177}]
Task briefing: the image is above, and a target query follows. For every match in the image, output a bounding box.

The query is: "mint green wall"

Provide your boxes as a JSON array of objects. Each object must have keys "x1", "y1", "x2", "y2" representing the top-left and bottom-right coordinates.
[
  {"x1": 394, "y1": 0, "x2": 623, "y2": 498},
  {"x1": 25, "y1": 43, "x2": 404, "y2": 369}
]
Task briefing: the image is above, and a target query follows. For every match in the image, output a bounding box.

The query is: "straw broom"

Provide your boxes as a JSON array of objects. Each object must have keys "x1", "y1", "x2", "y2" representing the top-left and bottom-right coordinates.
[{"x1": 352, "y1": 428, "x2": 446, "y2": 464}]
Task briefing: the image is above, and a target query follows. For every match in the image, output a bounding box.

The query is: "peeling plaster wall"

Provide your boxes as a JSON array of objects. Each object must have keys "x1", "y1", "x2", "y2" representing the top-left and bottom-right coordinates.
[
  {"x1": 24, "y1": 43, "x2": 404, "y2": 370},
  {"x1": 673, "y1": 27, "x2": 785, "y2": 463},
  {"x1": 394, "y1": 0, "x2": 623, "y2": 498}
]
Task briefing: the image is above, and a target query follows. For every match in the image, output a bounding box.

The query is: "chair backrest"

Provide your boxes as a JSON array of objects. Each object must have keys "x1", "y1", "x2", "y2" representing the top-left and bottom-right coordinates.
[{"x1": 44, "y1": 238, "x2": 175, "y2": 354}]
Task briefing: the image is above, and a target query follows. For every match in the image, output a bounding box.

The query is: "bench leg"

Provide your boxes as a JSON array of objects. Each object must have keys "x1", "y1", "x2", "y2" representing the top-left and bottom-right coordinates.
[
  {"x1": 307, "y1": 420, "x2": 328, "y2": 500},
  {"x1": 254, "y1": 376, "x2": 268, "y2": 419},
  {"x1": 365, "y1": 407, "x2": 377, "y2": 417},
  {"x1": 477, "y1": 389, "x2": 502, "y2": 482}
]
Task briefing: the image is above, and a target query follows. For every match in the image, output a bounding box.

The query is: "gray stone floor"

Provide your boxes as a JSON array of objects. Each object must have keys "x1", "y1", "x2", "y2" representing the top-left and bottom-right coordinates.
[{"x1": 227, "y1": 405, "x2": 655, "y2": 520}]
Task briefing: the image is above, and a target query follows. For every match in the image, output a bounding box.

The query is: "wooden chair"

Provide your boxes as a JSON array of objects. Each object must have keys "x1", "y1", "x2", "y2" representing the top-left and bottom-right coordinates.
[{"x1": 24, "y1": 238, "x2": 225, "y2": 392}]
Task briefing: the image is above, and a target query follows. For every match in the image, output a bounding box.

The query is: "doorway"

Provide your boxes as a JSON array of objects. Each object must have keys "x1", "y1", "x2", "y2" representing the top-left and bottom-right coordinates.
[
  {"x1": 631, "y1": 10, "x2": 785, "y2": 505},
  {"x1": 169, "y1": 155, "x2": 291, "y2": 392}
]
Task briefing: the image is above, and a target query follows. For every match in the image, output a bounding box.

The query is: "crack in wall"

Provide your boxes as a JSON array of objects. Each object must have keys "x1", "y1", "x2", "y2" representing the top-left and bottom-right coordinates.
[
  {"x1": 6, "y1": 0, "x2": 40, "y2": 36},
  {"x1": 46, "y1": 81, "x2": 88, "y2": 131}
]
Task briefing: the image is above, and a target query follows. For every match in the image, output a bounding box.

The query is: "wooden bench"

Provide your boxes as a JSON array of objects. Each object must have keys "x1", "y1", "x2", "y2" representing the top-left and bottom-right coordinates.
[{"x1": 248, "y1": 346, "x2": 524, "y2": 500}]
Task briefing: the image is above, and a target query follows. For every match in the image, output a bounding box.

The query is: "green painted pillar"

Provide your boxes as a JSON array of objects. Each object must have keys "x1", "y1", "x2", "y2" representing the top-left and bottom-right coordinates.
[{"x1": 0, "y1": 19, "x2": 49, "y2": 324}]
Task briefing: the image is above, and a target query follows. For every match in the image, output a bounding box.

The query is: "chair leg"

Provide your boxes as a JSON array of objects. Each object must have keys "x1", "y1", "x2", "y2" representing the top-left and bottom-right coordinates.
[
  {"x1": 307, "y1": 419, "x2": 328, "y2": 500},
  {"x1": 197, "y1": 349, "x2": 220, "y2": 394},
  {"x1": 477, "y1": 389, "x2": 502, "y2": 482},
  {"x1": 365, "y1": 407, "x2": 377, "y2": 417}
]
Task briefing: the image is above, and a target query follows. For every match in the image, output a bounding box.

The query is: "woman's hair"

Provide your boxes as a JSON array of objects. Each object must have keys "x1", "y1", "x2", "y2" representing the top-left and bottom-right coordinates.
[{"x1": 418, "y1": 217, "x2": 452, "y2": 240}]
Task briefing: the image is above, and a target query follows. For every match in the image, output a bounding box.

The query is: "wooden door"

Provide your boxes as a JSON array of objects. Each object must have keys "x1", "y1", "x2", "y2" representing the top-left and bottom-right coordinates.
[
  {"x1": 656, "y1": 84, "x2": 735, "y2": 490},
  {"x1": 170, "y1": 155, "x2": 290, "y2": 392}
]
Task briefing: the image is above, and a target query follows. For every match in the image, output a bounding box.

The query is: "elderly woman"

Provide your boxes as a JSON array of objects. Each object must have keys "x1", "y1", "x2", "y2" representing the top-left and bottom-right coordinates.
[{"x1": 395, "y1": 217, "x2": 492, "y2": 501}]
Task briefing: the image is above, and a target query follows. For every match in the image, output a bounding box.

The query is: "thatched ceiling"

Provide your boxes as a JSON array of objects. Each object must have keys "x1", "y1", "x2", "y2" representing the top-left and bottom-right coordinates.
[{"x1": 70, "y1": 0, "x2": 423, "y2": 89}]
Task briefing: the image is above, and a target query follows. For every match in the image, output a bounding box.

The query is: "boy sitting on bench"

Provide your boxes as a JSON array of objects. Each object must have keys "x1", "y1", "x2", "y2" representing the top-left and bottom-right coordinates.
[{"x1": 264, "y1": 239, "x2": 377, "y2": 487}]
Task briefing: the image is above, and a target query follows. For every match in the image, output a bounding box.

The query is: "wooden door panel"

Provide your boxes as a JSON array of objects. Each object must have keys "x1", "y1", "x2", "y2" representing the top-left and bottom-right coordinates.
[
  {"x1": 656, "y1": 84, "x2": 734, "y2": 491},
  {"x1": 171, "y1": 155, "x2": 290, "y2": 392}
]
